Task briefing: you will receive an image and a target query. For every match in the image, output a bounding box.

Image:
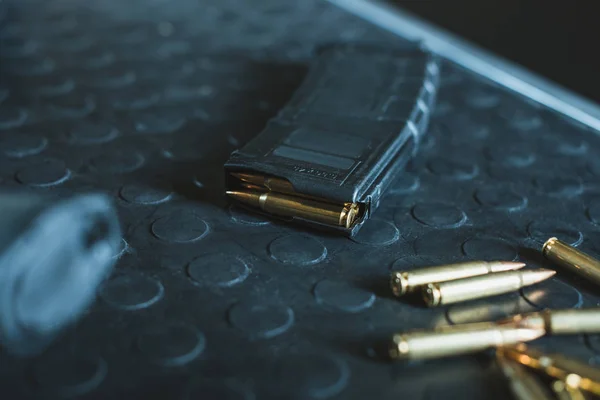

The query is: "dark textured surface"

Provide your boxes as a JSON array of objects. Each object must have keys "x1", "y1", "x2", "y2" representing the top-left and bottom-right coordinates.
[{"x1": 1, "y1": 0, "x2": 600, "y2": 399}]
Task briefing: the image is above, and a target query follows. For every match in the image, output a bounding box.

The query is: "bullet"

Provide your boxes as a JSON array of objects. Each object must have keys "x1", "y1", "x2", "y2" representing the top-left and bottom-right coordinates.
[
  {"x1": 238, "y1": 182, "x2": 267, "y2": 192},
  {"x1": 230, "y1": 172, "x2": 296, "y2": 195},
  {"x1": 230, "y1": 172, "x2": 339, "y2": 203},
  {"x1": 423, "y1": 269, "x2": 556, "y2": 306},
  {"x1": 499, "y1": 308, "x2": 600, "y2": 335},
  {"x1": 389, "y1": 322, "x2": 544, "y2": 360},
  {"x1": 226, "y1": 190, "x2": 361, "y2": 228},
  {"x1": 543, "y1": 237, "x2": 600, "y2": 287},
  {"x1": 390, "y1": 261, "x2": 526, "y2": 296},
  {"x1": 552, "y1": 380, "x2": 587, "y2": 400},
  {"x1": 499, "y1": 344, "x2": 600, "y2": 396},
  {"x1": 496, "y1": 355, "x2": 554, "y2": 400}
]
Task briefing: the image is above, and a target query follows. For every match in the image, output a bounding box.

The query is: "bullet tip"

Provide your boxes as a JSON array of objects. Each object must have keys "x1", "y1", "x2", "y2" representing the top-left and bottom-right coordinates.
[
  {"x1": 540, "y1": 268, "x2": 557, "y2": 277},
  {"x1": 522, "y1": 268, "x2": 556, "y2": 286},
  {"x1": 226, "y1": 190, "x2": 257, "y2": 196},
  {"x1": 494, "y1": 261, "x2": 527, "y2": 272},
  {"x1": 225, "y1": 190, "x2": 264, "y2": 209}
]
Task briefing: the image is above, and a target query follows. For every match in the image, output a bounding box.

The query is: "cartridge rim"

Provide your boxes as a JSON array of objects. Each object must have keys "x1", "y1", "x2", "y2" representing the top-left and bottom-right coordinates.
[
  {"x1": 542, "y1": 237, "x2": 559, "y2": 256},
  {"x1": 565, "y1": 374, "x2": 583, "y2": 388},
  {"x1": 423, "y1": 283, "x2": 442, "y2": 307},
  {"x1": 552, "y1": 380, "x2": 566, "y2": 392},
  {"x1": 389, "y1": 334, "x2": 410, "y2": 359},
  {"x1": 340, "y1": 203, "x2": 361, "y2": 229},
  {"x1": 390, "y1": 272, "x2": 409, "y2": 297}
]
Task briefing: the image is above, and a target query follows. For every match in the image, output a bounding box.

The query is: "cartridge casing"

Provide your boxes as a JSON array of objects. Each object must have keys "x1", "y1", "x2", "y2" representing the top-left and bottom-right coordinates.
[
  {"x1": 552, "y1": 380, "x2": 587, "y2": 400},
  {"x1": 423, "y1": 269, "x2": 555, "y2": 306},
  {"x1": 390, "y1": 261, "x2": 526, "y2": 296},
  {"x1": 226, "y1": 190, "x2": 360, "y2": 228},
  {"x1": 497, "y1": 356, "x2": 554, "y2": 400},
  {"x1": 499, "y1": 344, "x2": 600, "y2": 396},
  {"x1": 231, "y1": 173, "x2": 296, "y2": 195},
  {"x1": 389, "y1": 322, "x2": 544, "y2": 360},
  {"x1": 501, "y1": 309, "x2": 600, "y2": 335},
  {"x1": 543, "y1": 237, "x2": 600, "y2": 287}
]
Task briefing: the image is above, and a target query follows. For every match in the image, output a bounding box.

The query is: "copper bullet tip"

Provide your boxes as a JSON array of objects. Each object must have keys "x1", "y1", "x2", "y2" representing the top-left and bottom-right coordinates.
[
  {"x1": 225, "y1": 190, "x2": 246, "y2": 198},
  {"x1": 225, "y1": 190, "x2": 263, "y2": 208}
]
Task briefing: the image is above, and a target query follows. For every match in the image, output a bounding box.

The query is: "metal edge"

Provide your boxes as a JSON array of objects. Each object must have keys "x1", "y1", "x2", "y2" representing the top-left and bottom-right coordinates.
[{"x1": 327, "y1": 0, "x2": 600, "y2": 132}]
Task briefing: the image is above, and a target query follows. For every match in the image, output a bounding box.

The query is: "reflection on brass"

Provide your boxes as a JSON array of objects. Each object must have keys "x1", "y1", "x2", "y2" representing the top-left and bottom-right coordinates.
[
  {"x1": 226, "y1": 190, "x2": 361, "y2": 228},
  {"x1": 423, "y1": 269, "x2": 556, "y2": 306},
  {"x1": 230, "y1": 172, "x2": 296, "y2": 195},
  {"x1": 497, "y1": 355, "x2": 554, "y2": 400},
  {"x1": 500, "y1": 309, "x2": 600, "y2": 335},
  {"x1": 543, "y1": 237, "x2": 600, "y2": 287},
  {"x1": 499, "y1": 344, "x2": 600, "y2": 396},
  {"x1": 239, "y1": 182, "x2": 267, "y2": 192},
  {"x1": 445, "y1": 296, "x2": 521, "y2": 325},
  {"x1": 552, "y1": 380, "x2": 587, "y2": 400},
  {"x1": 390, "y1": 261, "x2": 526, "y2": 297},
  {"x1": 389, "y1": 321, "x2": 544, "y2": 360}
]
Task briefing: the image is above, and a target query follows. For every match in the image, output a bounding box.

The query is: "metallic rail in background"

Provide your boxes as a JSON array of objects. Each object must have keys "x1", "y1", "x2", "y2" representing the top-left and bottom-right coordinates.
[{"x1": 327, "y1": 0, "x2": 600, "y2": 133}]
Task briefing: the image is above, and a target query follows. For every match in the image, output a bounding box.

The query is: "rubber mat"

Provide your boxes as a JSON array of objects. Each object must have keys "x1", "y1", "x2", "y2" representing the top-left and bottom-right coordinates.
[{"x1": 1, "y1": 0, "x2": 600, "y2": 399}]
